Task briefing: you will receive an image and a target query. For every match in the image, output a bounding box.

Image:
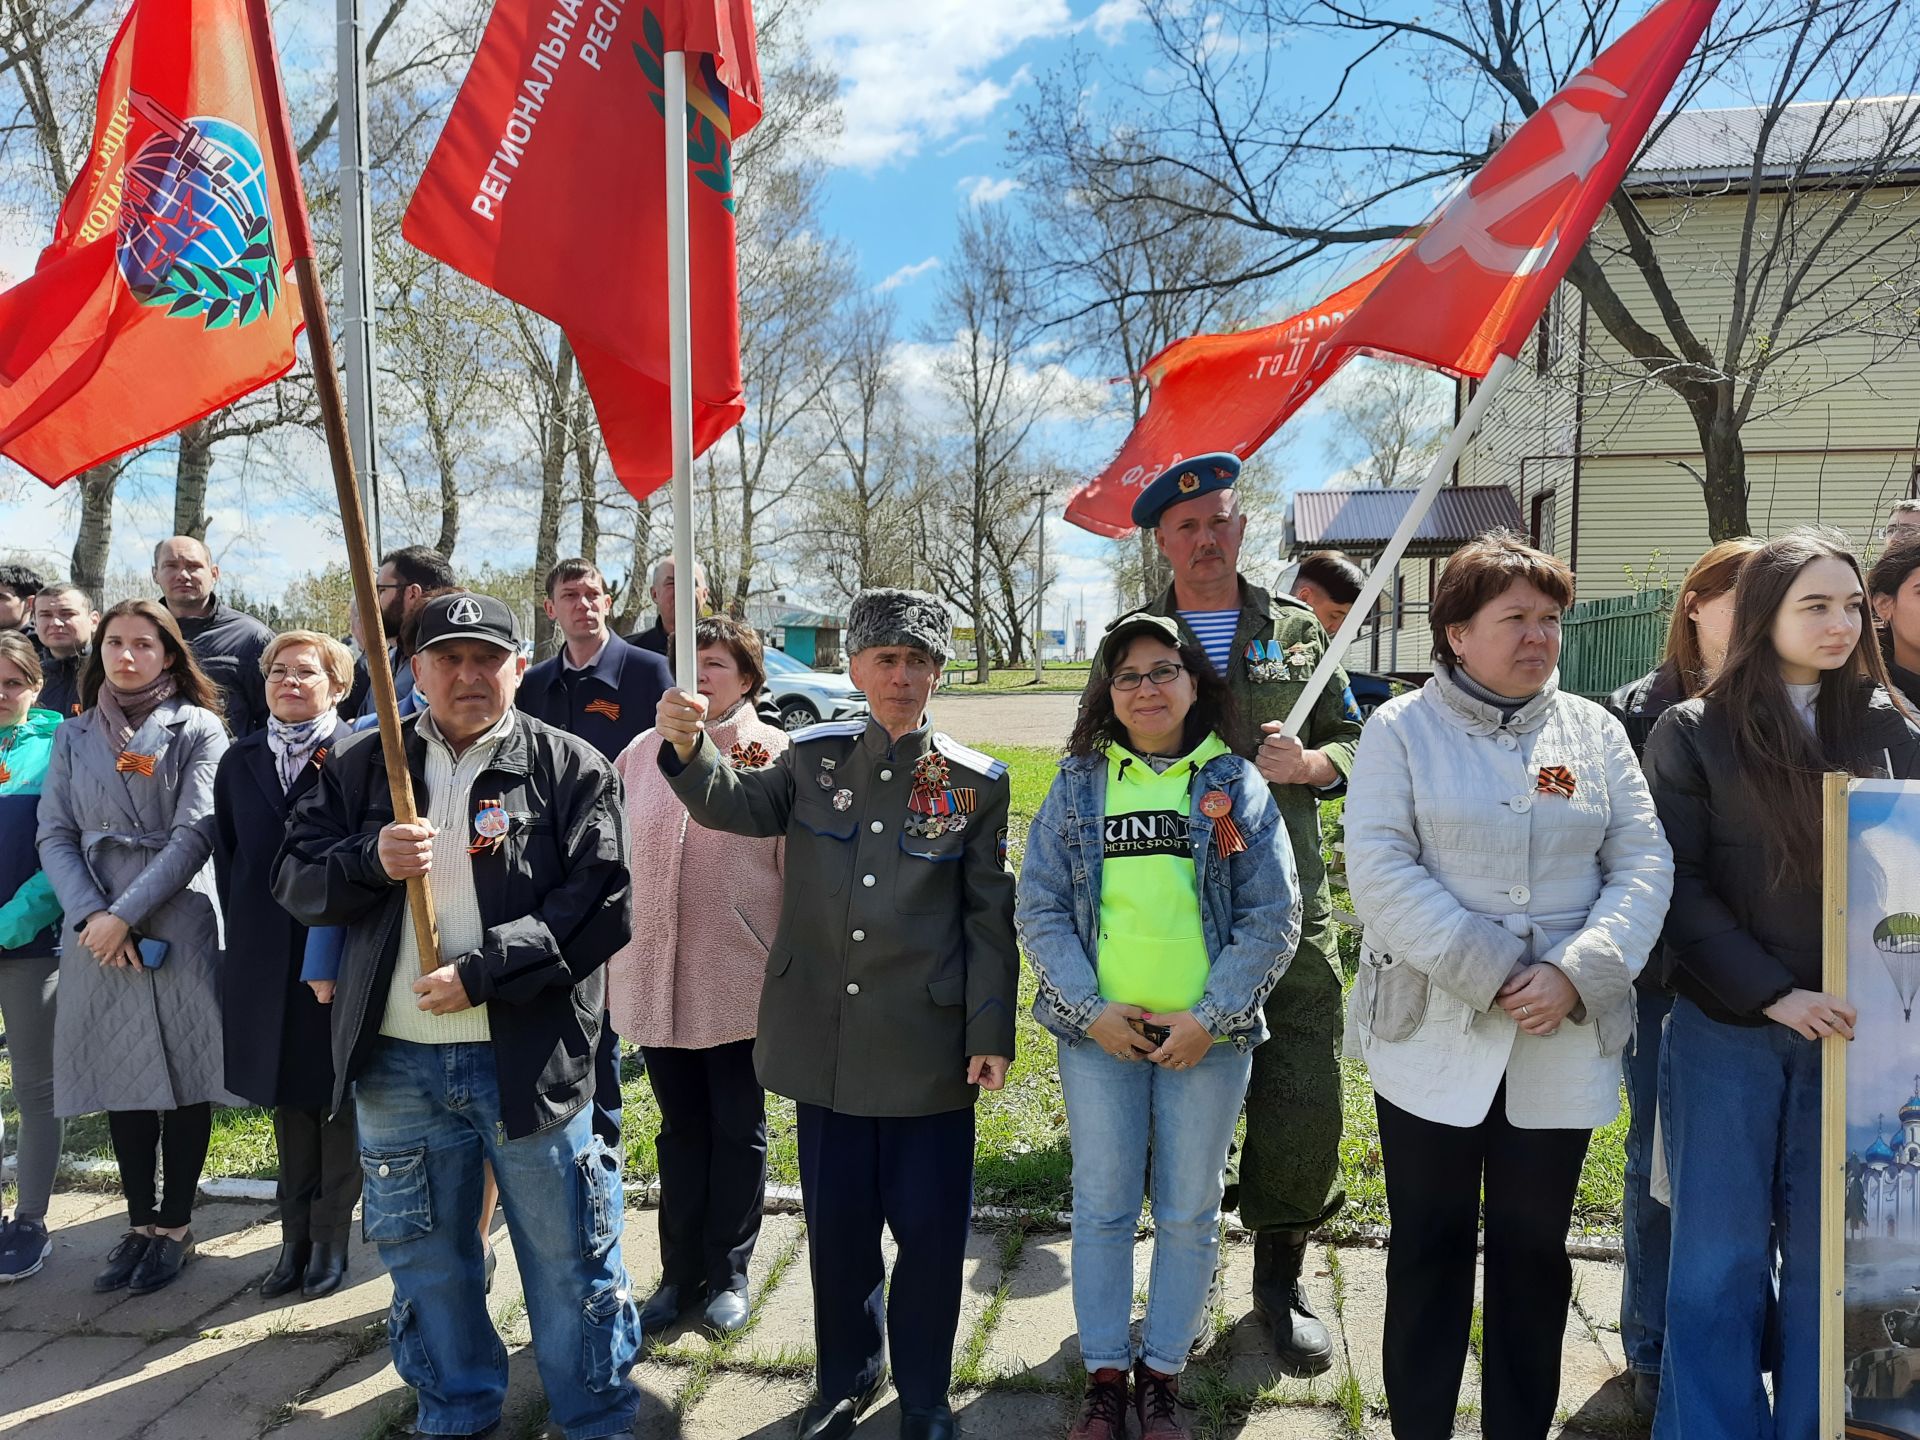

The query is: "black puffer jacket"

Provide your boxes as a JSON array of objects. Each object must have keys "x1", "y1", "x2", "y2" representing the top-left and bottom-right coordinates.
[
  {"x1": 1606, "y1": 660, "x2": 1688, "y2": 759},
  {"x1": 270, "y1": 711, "x2": 632, "y2": 1137},
  {"x1": 1642, "y1": 684, "x2": 1920, "y2": 1024}
]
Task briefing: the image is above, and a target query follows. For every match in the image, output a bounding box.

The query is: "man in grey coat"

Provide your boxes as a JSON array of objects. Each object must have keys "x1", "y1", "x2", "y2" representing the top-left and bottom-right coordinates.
[{"x1": 654, "y1": 588, "x2": 1018, "y2": 1440}]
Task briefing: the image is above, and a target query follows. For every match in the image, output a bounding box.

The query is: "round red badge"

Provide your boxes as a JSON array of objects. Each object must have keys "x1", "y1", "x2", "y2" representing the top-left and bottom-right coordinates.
[{"x1": 1200, "y1": 790, "x2": 1232, "y2": 819}]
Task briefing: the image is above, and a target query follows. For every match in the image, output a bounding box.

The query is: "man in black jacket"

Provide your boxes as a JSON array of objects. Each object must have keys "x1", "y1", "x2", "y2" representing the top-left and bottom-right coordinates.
[
  {"x1": 30, "y1": 582, "x2": 97, "y2": 718},
  {"x1": 272, "y1": 591, "x2": 642, "y2": 1440},
  {"x1": 153, "y1": 536, "x2": 273, "y2": 735}
]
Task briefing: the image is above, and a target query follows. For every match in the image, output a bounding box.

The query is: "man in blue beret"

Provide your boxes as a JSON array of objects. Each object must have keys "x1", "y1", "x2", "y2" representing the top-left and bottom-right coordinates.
[{"x1": 1115, "y1": 451, "x2": 1362, "y2": 1377}]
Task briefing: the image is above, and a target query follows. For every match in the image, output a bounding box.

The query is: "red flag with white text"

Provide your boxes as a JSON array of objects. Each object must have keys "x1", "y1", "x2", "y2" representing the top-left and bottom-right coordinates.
[
  {"x1": 1065, "y1": 0, "x2": 1717, "y2": 535},
  {"x1": 0, "y1": 0, "x2": 306, "y2": 488},
  {"x1": 404, "y1": 0, "x2": 761, "y2": 498}
]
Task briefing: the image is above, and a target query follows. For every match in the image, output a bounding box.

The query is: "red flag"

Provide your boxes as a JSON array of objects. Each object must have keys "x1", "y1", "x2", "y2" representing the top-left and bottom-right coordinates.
[
  {"x1": 403, "y1": 0, "x2": 762, "y2": 498},
  {"x1": 1063, "y1": 255, "x2": 1398, "y2": 538},
  {"x1": 1067, "y1": 0, "x2": 1716, "y2": 536},
  {"x1": 0, "y1": 0, "x2": 306, "y2": 488}
]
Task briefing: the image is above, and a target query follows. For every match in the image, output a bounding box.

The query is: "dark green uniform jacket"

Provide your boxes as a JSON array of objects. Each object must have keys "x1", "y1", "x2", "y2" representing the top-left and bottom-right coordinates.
[{"x1": 661, "y1": 717, "x2": 1019, "y2": 1117}]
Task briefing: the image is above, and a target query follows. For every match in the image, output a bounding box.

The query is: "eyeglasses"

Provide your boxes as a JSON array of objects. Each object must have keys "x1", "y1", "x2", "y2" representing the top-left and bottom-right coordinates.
[
  {"x1": 267, "y1": 666, "x2": 327, "y2": 686},
  {"x1": 1110, "y1": 663, "x2": 1186, "y2": 692}
]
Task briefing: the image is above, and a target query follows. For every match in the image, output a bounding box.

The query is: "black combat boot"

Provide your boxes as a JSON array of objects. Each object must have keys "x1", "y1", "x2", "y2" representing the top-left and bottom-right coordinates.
[{"x1": 1250, "y1": 1228, "x2": 1333, "y2": 1376}]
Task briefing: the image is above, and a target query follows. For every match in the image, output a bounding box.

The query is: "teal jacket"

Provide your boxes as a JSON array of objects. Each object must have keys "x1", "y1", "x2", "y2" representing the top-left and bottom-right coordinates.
[{"x1": 0, "y1": 708, "x2": 65, "y2": 957}]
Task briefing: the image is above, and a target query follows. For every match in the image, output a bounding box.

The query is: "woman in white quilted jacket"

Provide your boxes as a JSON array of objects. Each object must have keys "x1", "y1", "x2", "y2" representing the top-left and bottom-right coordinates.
[{"x1": 1344, "y1": 532, "x2": 1673, "y2": 1440}]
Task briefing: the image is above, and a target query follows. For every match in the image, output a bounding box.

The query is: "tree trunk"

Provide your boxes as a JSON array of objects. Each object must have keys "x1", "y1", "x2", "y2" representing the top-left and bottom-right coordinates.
[
  {"x1": 1700, "y1": 411, "x2": 1750, "y2": 543},
  {"x1": 428, "y1": 400, "x2": 459, "y2": 560},
  {"x1": 971, "y1": 512, "x2": 989, "y2": 685},
  {"x1": 572, "y1": 381, "x2": 598, "y2": 563},
  {"x1": 174, "y1": 419, "x2": 214, "y2": 539},
  {"x1": 532, "y1": 337, "x2": 577, "y2": 660},
  {"x1": 71, "y1": 464, "x2": 119, "y2": 598},
  {"x1": 614, "y1": 500, "x2": 651, "y2": 634},
  {"x1": 1136, "y1": 529, "x2": 1167, "y2": 607}
]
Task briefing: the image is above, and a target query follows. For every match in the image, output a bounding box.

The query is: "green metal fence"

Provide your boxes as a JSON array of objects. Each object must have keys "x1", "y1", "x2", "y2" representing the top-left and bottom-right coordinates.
[{"x1": 1560, "y1": 588, "x2": 1673, "y2": 699}]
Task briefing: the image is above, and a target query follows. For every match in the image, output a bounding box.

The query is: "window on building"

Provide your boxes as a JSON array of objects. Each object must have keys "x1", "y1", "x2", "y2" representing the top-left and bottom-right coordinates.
[{"x1": 1531, "y1": 490, "x2": 1558, "y2": 553}]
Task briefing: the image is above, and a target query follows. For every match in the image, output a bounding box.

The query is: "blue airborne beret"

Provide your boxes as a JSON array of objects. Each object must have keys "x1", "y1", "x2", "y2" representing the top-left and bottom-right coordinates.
[{"x1": 1130, "y1": 451, "x2": 1243, "y2": 529}]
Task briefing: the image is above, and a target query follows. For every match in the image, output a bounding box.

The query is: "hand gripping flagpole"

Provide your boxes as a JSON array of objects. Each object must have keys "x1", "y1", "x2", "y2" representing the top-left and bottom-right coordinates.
[
  {"x1": 1278, "y1": 351, "x2": 1520, "y2": 737},
  {"x1": 246, "y1": 0, "x2": 441, "y2": 974},
  {"x1": 665, "y1": 51, "x2": 698, "y2": 693}
]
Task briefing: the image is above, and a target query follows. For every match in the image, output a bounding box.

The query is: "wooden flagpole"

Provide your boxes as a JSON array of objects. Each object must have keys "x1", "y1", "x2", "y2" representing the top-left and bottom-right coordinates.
[
  {"x1": 1279, "y1": 351, "x2": 1520, "y2": 736},
  {"x1": 246, "y1": 0, "x2": 441, "y2": 974},
  {"x1": 1820, "y1": 770, "x2": 1849, "y2": 1440},
  {"x1": 664, "y1": 51, "x2": 697, "y2": 692}
]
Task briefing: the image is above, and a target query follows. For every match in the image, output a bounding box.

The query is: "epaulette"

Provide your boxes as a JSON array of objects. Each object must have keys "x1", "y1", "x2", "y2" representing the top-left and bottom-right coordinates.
[
  {"x1": 789, "y1": 718, "x2": 867, "y2": 744},
  {"x1": 933, "y1": 731, "x2": 1008, "y2": 780}
]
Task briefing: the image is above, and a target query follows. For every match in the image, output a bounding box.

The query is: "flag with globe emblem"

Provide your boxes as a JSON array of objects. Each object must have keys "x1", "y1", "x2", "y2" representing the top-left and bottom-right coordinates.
[{"x1": 0, "y1": 0, "x2": 305, "y2": 488}]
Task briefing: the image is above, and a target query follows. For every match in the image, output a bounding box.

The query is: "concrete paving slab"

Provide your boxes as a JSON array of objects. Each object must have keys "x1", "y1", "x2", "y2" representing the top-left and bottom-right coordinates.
[
  {"x1": 979, "y1": 1233, "x2": 1076, "y2": 1383},
  {"x1": 266, "y1": 1337, "x2": 414, "y2": 1440},
  {"x1": 69, "y1": 1201, "x2": 279, "y2": 1338},
  {"x1": 1329, "y1": 1243, "x2": 1388, "y2": 1402},
  {"x1": 1226, "y1": 1404, "x2": 1361, "y2": 1437},
  {"x1": 681, "y1": 1370, "x2": 813, "y2": 1438},
  {"x1": 0, "y1": 1333, "x2": 149, "y2": 1424},
  {"x1": 952, "y1": 1386, "x2": 1068, "y2": 1437},
  {"x1": 740, "y1": 1226, "x2": 815, "y2": 1367},
  {"x1": 125, "y1": 1333, "x2": 358, "y2": 1440}
]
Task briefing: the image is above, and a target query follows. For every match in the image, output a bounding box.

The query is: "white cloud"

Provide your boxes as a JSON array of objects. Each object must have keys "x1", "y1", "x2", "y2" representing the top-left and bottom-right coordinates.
[
  {"x1": 1086, "y1": 0, "x2": 1145, "y2": 44},
  {"x1": 806, "y1": 0, "x2": 1072, "y2": 169},
  {"x1": 875, "y1": 256, "x2": 942, "y2": 292},
  {"x1": 958, "y1": 175, "x2": 1024, "y2": 206}
]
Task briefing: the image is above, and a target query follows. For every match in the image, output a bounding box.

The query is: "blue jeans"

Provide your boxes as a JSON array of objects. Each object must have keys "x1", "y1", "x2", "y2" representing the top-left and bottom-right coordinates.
[
  {"x1": 1058, "y1": 1036, "x2": 1252, "y2": 1374},
  {"x1": 1620, "y1": 985, "x2": 1672, "y2": 1376},
  {"x1": 355, "y1": 1040, "x2": 641, "y2": 1439},
  {"x1": 1657, "y1": 998, "x2": 1817, "y2": 1440}
]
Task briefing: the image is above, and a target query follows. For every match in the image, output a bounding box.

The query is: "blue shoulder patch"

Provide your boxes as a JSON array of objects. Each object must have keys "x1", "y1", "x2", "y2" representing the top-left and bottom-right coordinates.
[
  {"x1": 790, "y1": 718, "x2": 867, "y2": 744},
  {"x1": 933, "y1": 732, "x2": 1008, "y2": 781}
]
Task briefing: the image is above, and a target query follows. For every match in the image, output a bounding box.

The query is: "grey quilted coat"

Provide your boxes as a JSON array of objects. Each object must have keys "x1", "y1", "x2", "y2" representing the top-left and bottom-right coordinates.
[{"x1": 37, "y1": 698, "x2": 238, "y2": 1114}]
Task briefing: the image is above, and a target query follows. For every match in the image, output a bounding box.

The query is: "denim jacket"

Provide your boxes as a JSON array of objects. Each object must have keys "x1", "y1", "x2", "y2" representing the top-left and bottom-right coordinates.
[{"x1": 1016, "y1": 744, "x2": 1302, "y2": 1049}]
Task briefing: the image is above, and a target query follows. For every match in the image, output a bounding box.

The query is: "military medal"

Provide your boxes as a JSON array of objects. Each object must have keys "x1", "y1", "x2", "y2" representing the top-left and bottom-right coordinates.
[
  {"x1": 818, "y1": 756, "x2": 837, "y2": 789},
  {"x1": 945, "y1": 816, "x2": 968, "y2": 834},
  {"x1": 1200, "y1": 789, "x2": 1247, "y2": 858},
  {"x1": 729, "y1": 740, "x2": 772, "y2": 770},
  {"x1": 1244, "y1": 639, "x2": 1285, "y2": 684},
  {"x1": 1536, "y1": 765, "x2": 1577, "y2": 799},
  {"x1": 833, "y1": 788, "x2": 853, "y2": 811},
  {"x1": 913, "y1": 752, "x2": 949, "y2": 790},
  {"x1": 469, "y1": 800, "x2": 510, "y2": 856}
]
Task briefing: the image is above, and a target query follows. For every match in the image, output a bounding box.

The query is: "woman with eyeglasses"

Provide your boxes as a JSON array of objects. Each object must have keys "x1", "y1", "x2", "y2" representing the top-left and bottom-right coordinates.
[
  {"x1": 1018, "y1": 614, "x2": 1299, "y2": 1440},
  {"x1": 211, "y1": 630, "x2": 362, "y2": 1301}
]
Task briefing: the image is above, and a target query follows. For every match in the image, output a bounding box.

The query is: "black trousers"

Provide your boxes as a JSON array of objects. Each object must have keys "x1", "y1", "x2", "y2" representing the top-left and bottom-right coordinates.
[
  {"x1": 1376, "y1": 1086, "x2": 1590, "y2": 1440},
  {"x1": 593, "y1": 1010, "x2": 623, "y2": 1148},
  {"x1": 107, "y1": 1103, "x2": 213, "y2": 1229},
  {"x1": 796, "y1": 1102, "x2": 974, "y2": 1411},
  {"x1": 641, "y1": 1039, "x2": 766, "y2": 1296},
  {"x1": 273, "y1": 1099, "x2": 363, "y2": 1247}
]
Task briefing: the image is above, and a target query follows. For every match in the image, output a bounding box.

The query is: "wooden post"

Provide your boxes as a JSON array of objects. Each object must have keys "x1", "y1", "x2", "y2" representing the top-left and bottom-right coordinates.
[
  {"x1": 1821, "y1": 770, "x2": 1849, "y2": 1440},
  {"x1": 246, "y1": 0, "x2": 440, "y2": 974}
]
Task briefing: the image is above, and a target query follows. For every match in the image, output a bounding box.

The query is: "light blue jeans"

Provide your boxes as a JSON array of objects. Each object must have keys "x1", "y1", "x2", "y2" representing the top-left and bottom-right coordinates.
[
  {"x1": 1058, "y1": 1035, "x2": 1253, "y2": 1374},
  {"x1": 1656, "y1": 997, "x2": 1817, "y2": 1440},
  {"x1": 355, "y1": 1039, "x2": 642, "y2": 1439}
]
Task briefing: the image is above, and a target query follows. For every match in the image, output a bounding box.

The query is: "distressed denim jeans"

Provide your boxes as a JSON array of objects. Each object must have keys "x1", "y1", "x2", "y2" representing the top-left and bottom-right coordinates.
[
  {"x1": 355, "y1": 1039, "x2": 641, "y2": 1439},
  {"x1": 1656, "y1": 998, "x2": 1817, "y2": 1440},
  {"x1": 1059, "y1": 1035, "x2": 1252, "y2": 1374}
]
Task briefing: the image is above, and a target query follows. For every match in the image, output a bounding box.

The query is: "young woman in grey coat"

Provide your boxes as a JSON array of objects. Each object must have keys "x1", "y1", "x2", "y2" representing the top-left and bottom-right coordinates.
[{"x1": 36, "y1": 599, "x2": 233, "y2": 1296}]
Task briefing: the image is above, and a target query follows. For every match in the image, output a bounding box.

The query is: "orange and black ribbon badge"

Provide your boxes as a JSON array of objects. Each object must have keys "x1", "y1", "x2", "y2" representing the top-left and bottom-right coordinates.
[
  {"x1": 0, "y1": 761, "x2": 10, "y2": 785},
  {"x1": 1536, "y1": 765, "x2": 1577, "y2": 799},
  {"x1": 728, "y1": 740, "x2": 771, "y2": 770},
  {"x1": 311, "y1": 747, "x2": 329, "y2": 770},
  {"x1": 1200, "y1": 789, "x2": 1246, "y2": 858},
  {"x1": 585, "y1": 699, "x2": 621, "y2": 722},
  {"x1": 469, "y1": 798, "x2": 510, "y2": 856},
  {"x1": 116, "y1": 751, "x2": 156, "y2": 777}
]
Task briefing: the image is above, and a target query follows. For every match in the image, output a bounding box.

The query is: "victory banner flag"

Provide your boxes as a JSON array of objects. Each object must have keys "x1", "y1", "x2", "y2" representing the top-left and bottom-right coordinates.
[
  {"x1": 1066, "y1": 0, "x2": 1717, "y2": 536},
  {"x1": 404, "y1": 0, "x2": 762, "y2": 498},
  {"x1": 0, "y1": 0, "x2": 306, "y2": 488}
]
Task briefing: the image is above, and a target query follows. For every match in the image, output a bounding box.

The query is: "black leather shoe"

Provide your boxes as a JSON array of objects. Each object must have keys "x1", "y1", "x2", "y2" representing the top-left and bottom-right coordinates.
[
  {"x1": 1250, "y1": 1229, "x2": 1333, "y2": 1377},
  {"x1": 260, "y1": 1240, "x2": 311, "y2": 1298},
  {"x1": 1631, "y1": 1369, "x2": 1660, "y2": 1418},
  {"x1": 128, "y1": 1231, "x2": 194, "y2": 1294},
  {"x1": 794, "y1": 1374, "x2": 887, "y2": 1440},
  {"x1": 94, "y1": 1231, "x2": 152, "y2": 1293},
  {"x1": 900, "y1": 1404, "x2": 957, "y2": 1440},
  {"x1": 704, "y1": 1289, "x2": 749, "y2": 1334},
  {"x1": 638, "y1": 1281, "x2": 702, "y2": 1332},
  {"x1": 302, "y1": 1241, "x2": 349, "y2": 1299}
]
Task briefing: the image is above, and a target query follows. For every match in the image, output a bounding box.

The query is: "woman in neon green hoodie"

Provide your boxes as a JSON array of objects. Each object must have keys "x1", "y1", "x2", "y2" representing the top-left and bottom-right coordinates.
[
  {"x1": 1019, "y1": 614, "x2": 1301, "y2": 1439},
  {"x1": 0, "y1": 631, "x2": 67, "y2": 1282}
]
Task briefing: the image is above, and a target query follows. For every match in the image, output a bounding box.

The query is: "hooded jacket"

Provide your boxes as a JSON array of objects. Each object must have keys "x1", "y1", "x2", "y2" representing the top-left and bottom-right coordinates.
[{"x1": 0, "y1": 708, "x2": 64, "y2": 958}]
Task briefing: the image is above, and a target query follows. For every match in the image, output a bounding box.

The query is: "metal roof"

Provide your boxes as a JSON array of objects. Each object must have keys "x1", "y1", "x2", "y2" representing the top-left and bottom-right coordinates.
[
  {"x1": 1626, "y1": 95, "x2": 1920, "y2": 187},
  {"x1": 745, "y1": 600, "x2": 844, "y2": 630},
  {"x1": 1287, "y1": 485, "x2": 1524, "y2": 558}
]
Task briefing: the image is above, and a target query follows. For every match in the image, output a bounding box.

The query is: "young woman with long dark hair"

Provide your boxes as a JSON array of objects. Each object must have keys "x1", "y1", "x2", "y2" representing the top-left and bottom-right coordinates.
[
  {"x1": 36, "y1": 599, "x2": 233, "y2": 1296},
  {"x1": 1643, "y1": 526, "x2": 1920, "y2": 1437}
]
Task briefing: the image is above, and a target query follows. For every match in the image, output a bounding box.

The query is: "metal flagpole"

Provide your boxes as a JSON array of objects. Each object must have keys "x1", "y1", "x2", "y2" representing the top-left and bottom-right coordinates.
[
  {"x1": 337, "y1": 0, "x2": 382, "y2": 553},
  {"x1": 664, "y1": 51, "x2": 697, "y2": 692},
  {"x1": 1279, "y1": 351, "x2": 1520, "y2": 736}
]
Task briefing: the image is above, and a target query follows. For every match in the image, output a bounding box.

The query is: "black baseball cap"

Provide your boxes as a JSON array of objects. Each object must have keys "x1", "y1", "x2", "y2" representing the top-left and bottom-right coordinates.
[
  {"x1": 412, "y1": 591, "x2": 520, "y2": 653},
  {"x1": 1099, "y1": 612, "x2": 1184, "y2": 671}
]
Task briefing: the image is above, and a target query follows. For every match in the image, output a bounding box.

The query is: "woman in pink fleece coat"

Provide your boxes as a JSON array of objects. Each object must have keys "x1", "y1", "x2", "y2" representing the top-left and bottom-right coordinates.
[{"x1": 610, "y1": 615, "x2": 786, "y2": 1337}]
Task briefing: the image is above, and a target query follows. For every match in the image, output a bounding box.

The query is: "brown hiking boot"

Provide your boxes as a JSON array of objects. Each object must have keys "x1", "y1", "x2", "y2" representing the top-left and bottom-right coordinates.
[
  {"x1": 1133, "y1": 1361, "x2": 1191, "y2": 1437},
  {"x1": 1070, "y1": 1368, "x2": 1130, "y2": 1440}
]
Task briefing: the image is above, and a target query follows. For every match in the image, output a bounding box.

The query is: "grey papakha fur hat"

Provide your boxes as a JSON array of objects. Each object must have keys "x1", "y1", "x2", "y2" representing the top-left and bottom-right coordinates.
[{"x1": 845, "y1": 587, "x2": 954, "y2": 663}]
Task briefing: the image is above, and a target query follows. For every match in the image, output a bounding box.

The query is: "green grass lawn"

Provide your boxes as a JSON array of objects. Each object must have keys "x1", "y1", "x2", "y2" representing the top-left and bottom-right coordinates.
[
  {"x1": 944, "y1": 665, "x2": 1092, "y2": 694},
  {"x1": 0, "y1": 743, "x2": 1631, "y2": 1236}
]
